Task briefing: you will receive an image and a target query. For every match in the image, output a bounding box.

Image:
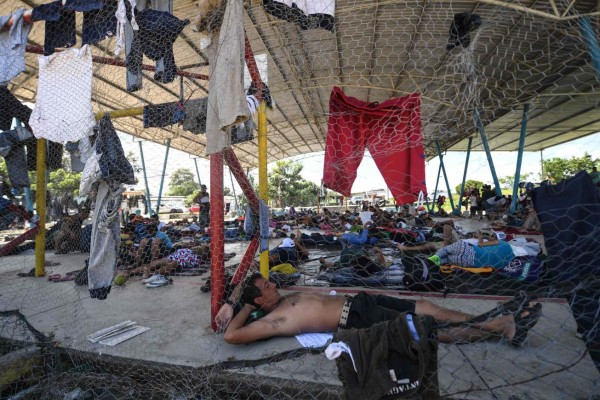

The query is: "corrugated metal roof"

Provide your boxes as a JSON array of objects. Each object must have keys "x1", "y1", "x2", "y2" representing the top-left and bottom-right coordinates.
[{"x1": 3, "y1": 0, "x2": 599, "y2": 166}]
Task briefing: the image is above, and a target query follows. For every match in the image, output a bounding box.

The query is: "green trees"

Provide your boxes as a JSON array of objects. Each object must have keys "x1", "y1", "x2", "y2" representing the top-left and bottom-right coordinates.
[
  {"x1": 268, "y1": 160, "x2": 319, "y2": 207},
  {"x1": 454, "y1": 180, "x2": 483, "y2": 196},
  {"x1": 498, "y1": 173, "x2": 531, "y2": 190},
  {"x1": 542, "y1": 153, "x2": 598, "y2": 183},
  {"x1": 167, "y1": 168, "x2": 198, "y2": 197},
  {"x1": 47, "y1": 168, "x2": 81, "y2": 195}
]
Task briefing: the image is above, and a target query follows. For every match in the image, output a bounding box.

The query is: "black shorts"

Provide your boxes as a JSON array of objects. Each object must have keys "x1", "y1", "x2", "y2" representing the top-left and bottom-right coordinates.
[{"x1": 346, "y1": 292, "x2": 416, "y2": 329}]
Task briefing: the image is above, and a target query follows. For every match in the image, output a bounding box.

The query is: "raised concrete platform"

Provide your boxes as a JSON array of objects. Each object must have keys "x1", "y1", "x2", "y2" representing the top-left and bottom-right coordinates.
[{"x1": 1, "y1": 227, "x2": 599, "y2": 398}]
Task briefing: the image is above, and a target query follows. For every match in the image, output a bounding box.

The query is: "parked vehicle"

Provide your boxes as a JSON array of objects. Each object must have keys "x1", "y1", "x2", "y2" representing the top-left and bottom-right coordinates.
[{"x1": 350, "y1": 196, "x2": 365, "y2": 205}]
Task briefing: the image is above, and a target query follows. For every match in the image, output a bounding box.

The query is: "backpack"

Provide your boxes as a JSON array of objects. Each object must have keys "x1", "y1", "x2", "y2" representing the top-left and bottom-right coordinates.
[
  {"x1": 497, "y1": 256, "x2": 543, "y2": 283},
  {"x1": 333, "y1": 312, "x2": 439, "y2": 399},
  {"x1": 401, "y1": 255, "x2": 445, "y2": 292}
]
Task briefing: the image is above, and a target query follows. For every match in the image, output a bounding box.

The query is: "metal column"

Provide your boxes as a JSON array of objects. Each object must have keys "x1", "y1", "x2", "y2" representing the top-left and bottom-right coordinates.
[
  {"x1": 229, "y1": 169, "x2": 240, "y2": 215},
  {"x1": 474, "y1": 109, "x2": 502, "y2": 196},
  {"x1": 209, "y1": 153, "x2": 225, "y2": 332},
  {"x1": 34, "y1": 139, "x2": 46, "y2": 277},
  {"x1": 258, "y1": 101, "x2": 269, "y2": 278},
  {"x1": 429, "y1": 163, "x2": 442, "y2": 213},
  {"x1": 138, "y1": 141, "x2": 153, "y2": 216},
  {"x1": 580, "y1": 17, "x2": 600, "y2": 80},
  {"x1": 456, "y1": 137, "x2": 473, "y2": 215},
  {"x1": 435, "y1": 141, "x2": 455, "y2": 211},
  {"x1": 193, "y1": 158, "x2": 202, "y2": 186},
  {"x1": 510, "y1": 104, "x2": 530, "y2": 214},
  {"x1": 155, "y1": 139, "x2": 171, "y2": 215}
]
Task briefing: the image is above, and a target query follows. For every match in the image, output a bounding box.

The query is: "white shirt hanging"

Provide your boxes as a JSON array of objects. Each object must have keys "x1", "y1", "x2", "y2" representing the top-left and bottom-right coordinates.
[{"x1": 29, "y1": 45, "x2": 96, "y2": 144}]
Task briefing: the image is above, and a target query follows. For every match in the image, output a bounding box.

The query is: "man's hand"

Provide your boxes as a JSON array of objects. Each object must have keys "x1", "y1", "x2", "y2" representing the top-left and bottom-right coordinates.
[{"x1": 216, "y1": 304, "x2": 234, "y2": 332}]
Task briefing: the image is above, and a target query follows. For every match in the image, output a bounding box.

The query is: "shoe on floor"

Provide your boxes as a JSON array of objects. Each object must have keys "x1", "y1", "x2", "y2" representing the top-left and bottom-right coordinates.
[
  {"x1": 142, "y1": 274, "x2": 165, "y2": 284},
  {"x1": 146, "y1": 276, "x2": 171, "y2": 288}
]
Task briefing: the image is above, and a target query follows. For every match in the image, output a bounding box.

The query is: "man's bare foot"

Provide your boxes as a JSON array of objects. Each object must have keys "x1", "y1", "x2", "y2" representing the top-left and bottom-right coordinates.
[{"x1": 503, "y1": 302, "x2": 542, "y2": 347}]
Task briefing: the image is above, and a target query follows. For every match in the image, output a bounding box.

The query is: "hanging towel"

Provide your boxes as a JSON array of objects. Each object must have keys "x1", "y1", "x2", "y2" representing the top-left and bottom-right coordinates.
[{"x1": 205, "y1": 0, "x2": 248, "y2": 155}]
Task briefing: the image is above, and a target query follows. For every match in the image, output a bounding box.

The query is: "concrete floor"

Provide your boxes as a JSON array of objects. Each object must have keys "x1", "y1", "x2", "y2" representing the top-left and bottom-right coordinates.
[{"x1": 1, "y1": 223, "x2": 599, "y2": 399}]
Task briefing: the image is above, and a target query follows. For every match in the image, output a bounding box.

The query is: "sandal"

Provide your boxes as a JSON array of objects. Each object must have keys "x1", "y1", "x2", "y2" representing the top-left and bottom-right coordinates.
[
  {"x1": 460, "y1": 291, "x2": 534, "y2": 325},
  {"x1": 511, "y1": 303, "x2": 542, "y2": 347},
  {"x1": 496, "y1": 291, "x2": 536, "y2": 316},
  {"x1": 17, "y1": 268, "x2": 36, "y2": 277}
]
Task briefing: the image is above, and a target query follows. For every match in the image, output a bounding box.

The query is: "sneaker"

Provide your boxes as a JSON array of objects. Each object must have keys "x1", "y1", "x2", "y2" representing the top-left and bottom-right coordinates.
[
  {"x1": 142, "y1": 274, "x2": 165, "y2": 284},
  {"x1": 146, "y1": 277, "x2": 169, "y2": 288}
]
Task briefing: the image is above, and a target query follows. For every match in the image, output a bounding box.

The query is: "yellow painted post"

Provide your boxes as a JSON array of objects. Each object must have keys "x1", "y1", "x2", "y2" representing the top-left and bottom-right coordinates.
[
  {"x1": 258, "y1": 101, "x2": 269, "y2": 278},
  {"x1": 94, "y1": 107, "x2": 144, "y2": 121},
  {"x1": 34, "y1": 139, "x2": 46, "y2": 277}
]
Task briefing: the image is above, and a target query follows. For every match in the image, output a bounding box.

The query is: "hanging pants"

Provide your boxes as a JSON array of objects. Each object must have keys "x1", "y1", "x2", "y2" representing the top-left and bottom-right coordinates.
[{"x1": 322, "y1": 87, "x2": 426, "y2": 204}]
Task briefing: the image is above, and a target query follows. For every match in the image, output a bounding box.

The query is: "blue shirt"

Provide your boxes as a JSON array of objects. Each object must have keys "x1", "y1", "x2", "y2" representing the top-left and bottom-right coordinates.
[
  {"x1": 473, "y1": 241, "x2": 514, "y2": 269},
  {"x1": 155, "y1": 231, "x2": 173, "y2": 249}
]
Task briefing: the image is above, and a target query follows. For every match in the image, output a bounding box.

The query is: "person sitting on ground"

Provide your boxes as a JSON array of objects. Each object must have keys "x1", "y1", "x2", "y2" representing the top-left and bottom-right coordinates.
[
  {"x1": 217, "y1": 273, "x2": 542, "y2": 348},
  {"x1": 268, "y1": 235, "x2": 309, "y2": 267},
  {"x1": 53, "y1": 209, "x2": 89, "y2": 254}
]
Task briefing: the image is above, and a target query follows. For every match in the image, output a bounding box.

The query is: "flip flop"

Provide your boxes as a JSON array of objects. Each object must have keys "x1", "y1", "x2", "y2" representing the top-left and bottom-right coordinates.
[
  {"x1": 17, "y1": 268, "x2": 36, "y2": 277},
  {"x1": 497, "y1": 291, "x2": 537, "y2": 316},
  {"x1": 48, "y1": 274, "x2": 62, "y2": 281},
  {"x1": 511, "y1": 303, "x2": 542, "y2": 347},
  {"x1": 45, "y1": 261, "x2": 61, "y2": 266},
  {"x1": 450, "y1": 291, "x2": 534, "y2": 326}
]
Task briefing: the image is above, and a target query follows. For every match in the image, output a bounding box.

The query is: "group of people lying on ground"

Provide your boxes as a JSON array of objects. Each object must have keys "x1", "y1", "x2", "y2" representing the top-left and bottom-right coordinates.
[{"x1": 207, "y1": 205, "x2": 545, "y2": 349}]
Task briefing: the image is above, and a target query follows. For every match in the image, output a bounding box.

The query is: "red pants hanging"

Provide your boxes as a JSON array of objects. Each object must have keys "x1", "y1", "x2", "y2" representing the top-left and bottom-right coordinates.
[{"x1": 322, "y1": 87, "x2": 427, "y2": 204}]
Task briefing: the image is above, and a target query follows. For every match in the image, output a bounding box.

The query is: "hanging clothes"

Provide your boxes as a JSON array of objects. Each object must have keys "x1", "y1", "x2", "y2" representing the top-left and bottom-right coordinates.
[
  {"x1": 88, "y1": 180, "x2": 123, "y2": 300},
  {"x1": 247, "y1": 82, "x2": 273, "y2": 109},
  {"x1": 205, "y1": 0, "x2": 248, "y2": 155},
  {"x1": 231, "y1": 119, "x2": 255, "y2": 144},
  {"x1": 446, "y1": 12, "x2": 482, "y2": 50},
  {"x1": 143, "y1": 101, "x2": 185, "y2": 128},
  {"x1": 0, "y1": 130, "x2": 29, "y2": 188},
  {"x1": 24, "y1": 140, "x2": 63, "y2": 171},
  {"x1": 94, "y1": 114, "x2": 136, "y2": 185},
  {"x1": 82, "y1": 0, "x2": 118, "y2": 45},
  {"x1": 322, "y1": 87, "x2": 427, "y2": 204},
  {"x1": 65, "y1": 141, "x2": 85, "y2": 172},
  {"x1": 29, "y1": 45, "x2": 96, "y2": 144},
  {"x1": 79, "y1": 137, "x2": 101, "y2": 196},
  {"x1": 0, "y1": 9, "x2": 33, "y2": 85},
  {"x1": 182, "y1": 97, "x2": 208, "y2": 134},
  {"x1": 263, "y1": 0, "x2": 335, "y2": 31},
  {"x1": 0, "y1": 86, "x2": 32, "y2": 131},
  {"x1": 125, "y1": 4, "x2": 188, "y2": 90},
  {"x1": 259, "y1": 199, "x2": 270, "y2": 252},
  {"x1": 114, "y1": 0, "x2": 138, "y2": 56},
  {"x1": 31, "y1": 1, "x2": 77, "y2": 56}
]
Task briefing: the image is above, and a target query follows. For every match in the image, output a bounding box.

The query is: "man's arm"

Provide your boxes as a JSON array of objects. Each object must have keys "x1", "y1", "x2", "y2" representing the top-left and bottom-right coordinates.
[
  {"x1": 215, "y1": 282, "x2": 246, "y2": 332},
  {"x1": 223, "y1": 305, "x2": 279, "y2": 344}
]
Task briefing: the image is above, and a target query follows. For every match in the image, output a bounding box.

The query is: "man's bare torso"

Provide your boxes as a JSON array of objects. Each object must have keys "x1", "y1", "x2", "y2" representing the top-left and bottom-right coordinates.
[{"x1": 260, "y1": 292, "x2": 346, "y2": 336}]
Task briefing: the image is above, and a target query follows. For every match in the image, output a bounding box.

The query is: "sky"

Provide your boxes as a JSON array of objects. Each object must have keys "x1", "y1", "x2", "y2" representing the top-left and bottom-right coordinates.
[{"x1": 119, "y1": 131, "x2": 600, "y2": 202}]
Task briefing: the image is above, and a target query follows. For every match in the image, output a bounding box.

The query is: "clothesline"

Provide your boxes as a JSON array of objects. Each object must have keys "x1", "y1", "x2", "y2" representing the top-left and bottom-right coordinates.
[{"x1": 25, "y1": 45, "x2": 209, "y2": 81}]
